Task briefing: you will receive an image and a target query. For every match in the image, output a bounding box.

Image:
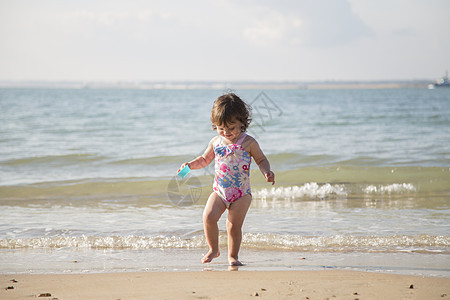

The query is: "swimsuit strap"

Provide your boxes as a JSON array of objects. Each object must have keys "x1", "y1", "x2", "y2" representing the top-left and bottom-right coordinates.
[
  {"x1": 236, "y1": 133, "x2": 247, "y2": 145},
  {"x1": 217, "y1": 133, "x2": 247, "y2": 146}
]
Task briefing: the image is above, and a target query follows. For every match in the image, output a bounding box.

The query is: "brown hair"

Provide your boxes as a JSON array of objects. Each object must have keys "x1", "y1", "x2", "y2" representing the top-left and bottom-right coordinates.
[{"x1": 210, "y1": 93, "x2": 252, "y2": 132}]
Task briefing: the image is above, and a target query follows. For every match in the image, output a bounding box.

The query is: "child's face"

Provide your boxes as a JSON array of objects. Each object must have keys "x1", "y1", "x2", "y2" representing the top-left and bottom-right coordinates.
[{"x1": 215, "y1": 120, "x2": 242, "y2": 142}]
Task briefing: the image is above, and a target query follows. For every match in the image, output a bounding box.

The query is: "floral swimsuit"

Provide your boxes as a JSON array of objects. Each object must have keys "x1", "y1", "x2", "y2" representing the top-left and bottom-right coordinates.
[{"x1": 213, "y1": 133, "x2": 251, "y2": 207}]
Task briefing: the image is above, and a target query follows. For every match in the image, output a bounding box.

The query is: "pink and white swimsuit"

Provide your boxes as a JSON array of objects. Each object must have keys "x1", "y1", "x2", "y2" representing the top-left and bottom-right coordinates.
[{"x1": 213, "y1": 133, "x2": 251, "y2": 207}]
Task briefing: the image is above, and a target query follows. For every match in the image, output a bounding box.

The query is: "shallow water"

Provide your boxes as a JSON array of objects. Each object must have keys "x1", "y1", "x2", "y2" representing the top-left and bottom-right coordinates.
[{"x1": 0, "y1": 87, "x2": 449, "y2": 275}]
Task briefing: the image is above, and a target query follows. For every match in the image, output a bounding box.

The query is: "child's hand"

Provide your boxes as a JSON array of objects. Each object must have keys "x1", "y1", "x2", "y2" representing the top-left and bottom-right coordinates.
[
  {"x1": 178, "y1": 163, "x2": 189, "y2": 173},
  {"x1": 265, "y1": 171, "x2": 275, "y2": 185}
]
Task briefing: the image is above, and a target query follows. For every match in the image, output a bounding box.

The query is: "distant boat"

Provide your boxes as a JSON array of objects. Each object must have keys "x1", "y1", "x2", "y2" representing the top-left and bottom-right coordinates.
[{"x1": 428, "y1": 71, "x2": 450, "y2": 89}]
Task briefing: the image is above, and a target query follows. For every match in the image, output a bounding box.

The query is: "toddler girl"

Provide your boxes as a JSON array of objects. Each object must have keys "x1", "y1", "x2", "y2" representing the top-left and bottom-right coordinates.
[{"x1": 178, "y1": 93, "x2": 275, "y2": 266}]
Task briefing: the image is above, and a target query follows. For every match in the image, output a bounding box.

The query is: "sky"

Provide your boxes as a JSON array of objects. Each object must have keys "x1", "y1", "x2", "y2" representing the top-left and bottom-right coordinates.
[{"x1": 1, "y1": 0, "x2": 449, "y2": 82}]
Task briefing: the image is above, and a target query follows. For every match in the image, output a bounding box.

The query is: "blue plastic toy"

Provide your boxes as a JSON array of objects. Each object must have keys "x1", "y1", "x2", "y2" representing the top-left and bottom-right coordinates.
[{"x1": 177, "y1": 165, "x2": 191, "y2": 178}]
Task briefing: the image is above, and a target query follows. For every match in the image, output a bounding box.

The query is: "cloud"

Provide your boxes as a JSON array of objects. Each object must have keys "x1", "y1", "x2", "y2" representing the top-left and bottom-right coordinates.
[
  {"x1": 299, "y1": 1, "x2": 373, "y2": 47},
  {"x1": 243, "y1": 16, "x2": 287, "y2": 45},
  {"x1": 234, "y1": 0, "x2": 373, "y2": 48},
  {"x1": 242, "y1": 10, "x2": 303, "y2": 46}
]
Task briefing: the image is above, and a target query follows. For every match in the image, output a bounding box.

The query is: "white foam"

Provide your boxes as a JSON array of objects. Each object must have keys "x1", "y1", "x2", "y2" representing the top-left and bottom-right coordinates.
[
  {"x1": 253, "y1": 182, "x2": 348, "y2": 200},
  {"x1": 0, "y1": 235, "x2": 205, "y2": 250},
  {"x1": 242, "y1": 233, "x2": 450, "y2": 253},
  {"x1": 1, "y1": 233, "x2": 448, "y2": 254},
  {"x1": 363, "y1": 183, "x2": 416, "y2": 194}
]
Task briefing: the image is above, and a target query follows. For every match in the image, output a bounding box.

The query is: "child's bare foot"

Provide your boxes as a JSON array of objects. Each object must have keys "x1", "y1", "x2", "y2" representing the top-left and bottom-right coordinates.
[
  {"x1": 201, "y1": 249, "x2": 220, "y2": 264},
  {"x1": 228, "y1": 256, "x2": 243, "y2": 266}
]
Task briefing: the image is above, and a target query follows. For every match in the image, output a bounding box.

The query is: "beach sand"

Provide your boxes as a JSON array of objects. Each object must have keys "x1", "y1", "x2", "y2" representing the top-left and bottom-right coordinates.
[{"x1": 1, "y1": 270, "x2": 449, "y2": 300}]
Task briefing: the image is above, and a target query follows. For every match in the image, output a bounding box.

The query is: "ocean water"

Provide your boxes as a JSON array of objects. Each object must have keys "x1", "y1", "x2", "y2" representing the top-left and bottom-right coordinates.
[{"x1": 0, "y1": 87, "x2": 449, "y2": 276}]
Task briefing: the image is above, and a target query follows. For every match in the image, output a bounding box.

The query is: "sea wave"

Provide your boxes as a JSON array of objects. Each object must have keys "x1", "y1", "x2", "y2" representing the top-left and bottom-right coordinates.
[
  {"x1": 253, "y1": 183, "x2": 348, "y2": 200},
  {"x1": 2, "y1": 164, "x2": 448, "y2": 204},
  {"x1": 1, "y1": 165, "x2": 448, "y2": 197},
  {"x1": 1, "y1": 234, "x2": 448, "y2": 254},
  {"x1": 252, "y1": 182, "x2": 418, "y2": 200},
  {"x1": 0, "y1": 181, "x2": 424, "y2": 207},
  {"x1": 0, "y1": 235, "x2": 204, "y2": 250},
  {"x1": 363, "y1": 183, "x2": 417, "y2": 194},
  {"x1": 0, "y1": 154, "x2": 104, "y2": 166},
  {"x1": 242, "y1": 233, "x2": 450, "y2": 253},
  {"x1": 0, "y1": 153, "x2": 185, "y2": 169}
]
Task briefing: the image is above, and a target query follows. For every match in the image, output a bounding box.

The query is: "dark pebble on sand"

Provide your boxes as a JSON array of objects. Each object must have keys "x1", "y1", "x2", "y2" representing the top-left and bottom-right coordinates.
[
  {"x1": 6, "y1": 286, "x2": 14, "y2": 290},
  {"x1": 38, "y1": 293, "x2": 52, "y2": 297},
  {"x1": 409, "y1": 284, "x2": 414, "y2": 289}
]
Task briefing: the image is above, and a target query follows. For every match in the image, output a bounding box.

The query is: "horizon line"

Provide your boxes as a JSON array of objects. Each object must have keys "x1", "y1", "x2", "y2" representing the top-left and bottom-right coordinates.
[{"x1": 0, "y1": 79, "x2": 435, "y2": 90}]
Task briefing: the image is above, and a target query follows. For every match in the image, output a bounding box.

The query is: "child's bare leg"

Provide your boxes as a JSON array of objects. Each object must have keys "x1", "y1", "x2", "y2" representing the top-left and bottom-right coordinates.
[
  {"x1": 226, "y1": 194, "x2": 252, "y2": 266},
  {"x1": 202, "y1": 192, "x2": 226, "y2": 263}
]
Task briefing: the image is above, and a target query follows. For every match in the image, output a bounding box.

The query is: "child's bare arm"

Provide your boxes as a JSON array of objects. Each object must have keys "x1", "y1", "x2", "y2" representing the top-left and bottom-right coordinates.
[
  {"x1": 258, "y1": 158, "x2": 275, "y2": 184},
  {"x1": 188, "y1": 147, "x2": 214, "y2": 169},
  {"x1": 248, "y1": 139, "x2": 275, "y2": 185},
  {"x1": 178, "y1": 138, "x2": 216, "y2": 172}
]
